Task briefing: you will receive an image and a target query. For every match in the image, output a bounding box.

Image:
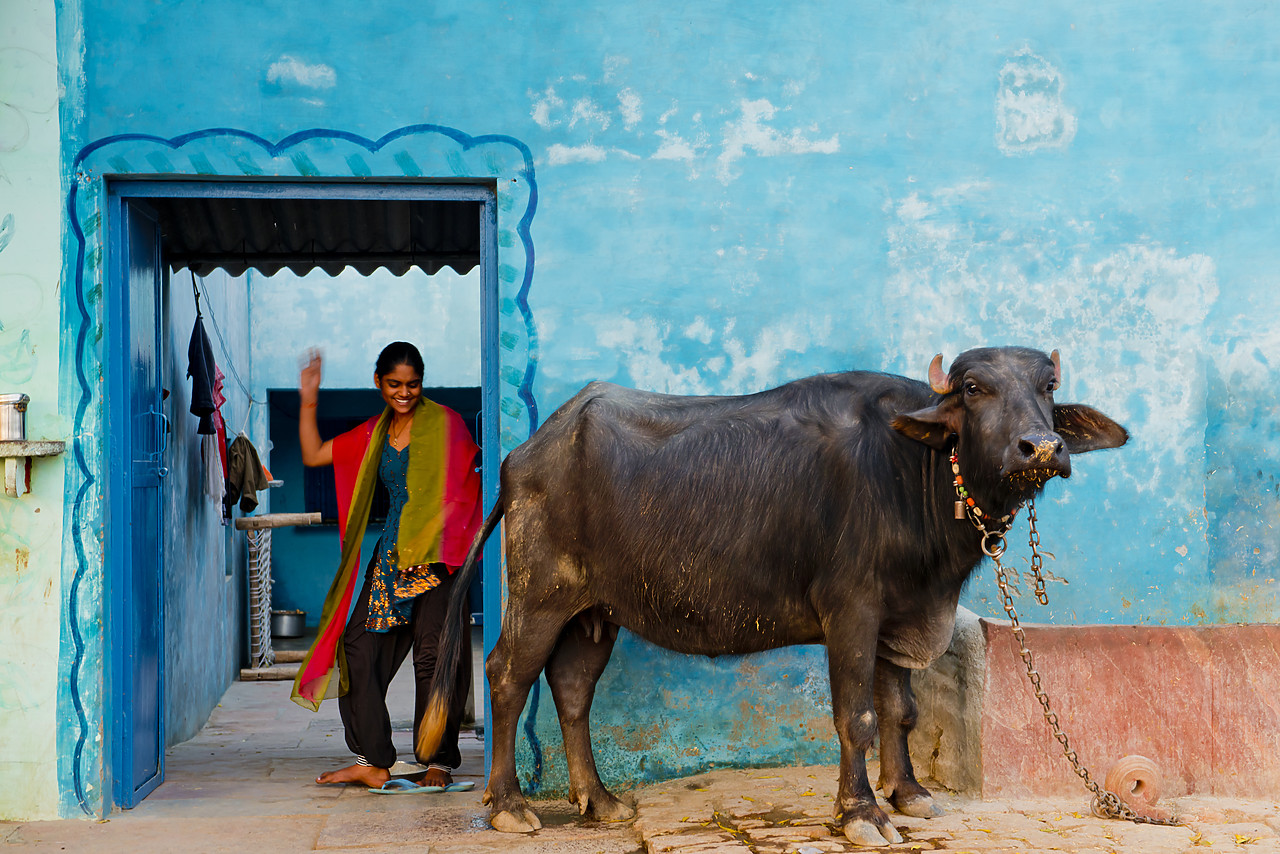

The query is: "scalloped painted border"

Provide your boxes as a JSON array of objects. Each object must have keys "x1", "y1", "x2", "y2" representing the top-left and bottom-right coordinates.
[{"x1": 61, "y1": 125, "x2": 538, "y2": 814}]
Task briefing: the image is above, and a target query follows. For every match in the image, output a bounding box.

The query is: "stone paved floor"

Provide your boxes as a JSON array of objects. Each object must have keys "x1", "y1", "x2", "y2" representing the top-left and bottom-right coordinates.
[
  {"x1": 3, "y1": 678, "x2": 1277, "y2": 853},
  {"x1": 630, "y1": 764, "x2": 1280, "y2": 853}
]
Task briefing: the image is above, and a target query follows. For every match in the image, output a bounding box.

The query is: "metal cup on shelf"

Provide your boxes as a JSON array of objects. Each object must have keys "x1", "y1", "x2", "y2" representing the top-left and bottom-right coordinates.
[{"x1": 0, "y1": 393, "x2": 29, "y2": 442}]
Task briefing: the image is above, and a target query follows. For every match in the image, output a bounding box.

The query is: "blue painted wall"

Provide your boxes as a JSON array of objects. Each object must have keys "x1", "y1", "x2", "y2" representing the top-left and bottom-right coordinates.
[
  {"x1": 160, "y1": 268, "x2": 250, "y2": 746},
  {"x1": 40, "y1": 0, "x2": 1280, "y2": 813},
  {"x1": 72, "y1": 0, "x2": 1267, "y2": 625}
]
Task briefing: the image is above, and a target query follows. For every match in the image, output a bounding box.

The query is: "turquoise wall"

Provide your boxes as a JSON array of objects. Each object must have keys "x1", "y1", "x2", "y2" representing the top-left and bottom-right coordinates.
[
  {"x1": 38, "y1": 0, "x2": 1280, "y2": 813},
  {"x1": 72, "y1": 0, "x2": 1279, "y2": 626}
]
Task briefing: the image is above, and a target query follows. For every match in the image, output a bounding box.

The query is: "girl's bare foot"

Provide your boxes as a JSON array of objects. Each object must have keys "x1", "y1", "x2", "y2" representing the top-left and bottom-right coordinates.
[
  {"x1": 316, "y1": 764, "x2": 390, "y2": 788},
  {"x1": 422, "y1": 766, "x2": 453, "y2": 787}
]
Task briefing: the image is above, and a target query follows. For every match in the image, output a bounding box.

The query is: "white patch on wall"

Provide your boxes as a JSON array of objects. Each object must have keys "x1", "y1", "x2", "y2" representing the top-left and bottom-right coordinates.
[
  {"x1": 722, "y1": 313, "x2": 833, "y2": 393},
  {"x1": 717, "y1": 98, "x2": 839, "y2": 184},
  {"x1": 265, "y1": 55, "x2": 336, "y2": 90},
  {"x1": 996, "y1": 48, "x2": 1077, "y2": 156},
  {"x1": 593, "y1": 311, "x2": 835, "y2": 396},
  {"x1": 652, "y1": 130, "x2": 700, "y2": 162},
  {"x1": 683, "y1": 317, "x2": 715, "y2": 345},
  {"x1": 570, "y1": 97, "x2": 611, "y2": 131},
  {"x1": 547, "y1": 143, "x2": 608, "y2": 165},
  {"x1": 529, "y1": 64, "x2": 838, "y2": 181},
  {"x1": 618, "y1": 88, "x2": 643, "y2": 130},
  {"x1": 530, "y1": 86, "x2": 565, "y2": 129},
  {"x1": 597, "y1": 316, "x2": 709, "y2": 394}
]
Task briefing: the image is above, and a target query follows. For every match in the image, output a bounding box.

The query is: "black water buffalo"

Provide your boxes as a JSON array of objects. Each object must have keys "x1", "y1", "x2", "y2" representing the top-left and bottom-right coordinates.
[{"x1": 417, "y1": 346, "x2": 1127, "y2": 847}]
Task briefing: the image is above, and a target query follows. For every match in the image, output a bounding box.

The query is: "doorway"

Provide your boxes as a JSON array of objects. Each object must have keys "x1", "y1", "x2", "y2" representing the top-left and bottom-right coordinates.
[{"x1": 105, "y1": 180, "x2": 500, "y2": 808}]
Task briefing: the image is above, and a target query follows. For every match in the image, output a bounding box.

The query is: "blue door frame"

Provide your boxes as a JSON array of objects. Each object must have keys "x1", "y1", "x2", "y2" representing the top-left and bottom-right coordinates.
[
  {"x1": 105, "y1": 178, "x2": 502, "y2": 807},
  {"x1": 106, "y1": 193, "x2": 166, "y2": 807}
]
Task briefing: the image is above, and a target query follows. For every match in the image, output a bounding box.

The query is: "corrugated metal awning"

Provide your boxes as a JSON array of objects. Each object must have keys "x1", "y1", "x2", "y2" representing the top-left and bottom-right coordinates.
[{"x1": 150, "y1": 196, "x2": 481, "y2": 277}]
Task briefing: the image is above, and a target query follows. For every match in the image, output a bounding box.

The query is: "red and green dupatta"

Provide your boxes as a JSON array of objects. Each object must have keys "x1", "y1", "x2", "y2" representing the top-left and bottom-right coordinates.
[{"x1": 290, "y1": 399, "x2": 481, "y2": 711}]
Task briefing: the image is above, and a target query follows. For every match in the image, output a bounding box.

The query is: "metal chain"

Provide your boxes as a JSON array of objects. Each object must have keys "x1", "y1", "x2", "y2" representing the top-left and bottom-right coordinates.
[
  {"x1": 988, "y1": 501, "x2": 1181, "y2": 827},
  {"x1": 1026, "y1": 501, "x2": 1048, "y2": 605}
]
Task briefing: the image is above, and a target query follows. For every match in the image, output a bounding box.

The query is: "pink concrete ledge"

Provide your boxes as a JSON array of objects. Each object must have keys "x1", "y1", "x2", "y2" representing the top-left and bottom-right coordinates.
[{"x1": 911, "y1": 609, "x2": 1280, "y2": 799}]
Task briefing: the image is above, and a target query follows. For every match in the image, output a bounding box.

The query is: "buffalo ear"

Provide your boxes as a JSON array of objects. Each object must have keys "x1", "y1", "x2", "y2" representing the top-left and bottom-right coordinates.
[
  {"x1": 893, "y1": 400, "x2": 962, "y2": 450},
  {"x1": 1053, "y1": 404, "x2": 1129, "y2": 453}
]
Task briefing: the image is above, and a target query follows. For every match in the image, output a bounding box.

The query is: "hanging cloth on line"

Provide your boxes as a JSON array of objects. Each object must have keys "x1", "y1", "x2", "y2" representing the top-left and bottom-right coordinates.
[{"x1": 225, "y1": 434, "x2": 270, "y2": 514}]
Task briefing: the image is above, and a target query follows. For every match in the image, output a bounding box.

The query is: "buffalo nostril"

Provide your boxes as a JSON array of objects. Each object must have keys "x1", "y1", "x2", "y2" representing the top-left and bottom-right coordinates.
[{"x1": 1018, "y1": 436, "x2": 1065, "y2": 462}]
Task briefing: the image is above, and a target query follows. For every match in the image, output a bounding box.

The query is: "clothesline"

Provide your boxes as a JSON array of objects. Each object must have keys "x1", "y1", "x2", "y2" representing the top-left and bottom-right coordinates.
[{"x1": 186, "y1": 270, "x2": 272, "y2": 521}]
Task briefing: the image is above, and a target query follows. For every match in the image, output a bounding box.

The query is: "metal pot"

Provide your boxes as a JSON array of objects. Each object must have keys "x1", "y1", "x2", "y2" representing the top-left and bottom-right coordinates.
[
  {"x1": 270, "y1": 609, "x2": 307, "y2": 638},
  {"x1": 0, "y1": 394, "x2": 29, "y2": 442}
]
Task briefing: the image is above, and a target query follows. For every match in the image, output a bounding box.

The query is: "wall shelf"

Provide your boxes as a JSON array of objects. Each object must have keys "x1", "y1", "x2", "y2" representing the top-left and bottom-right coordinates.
[{"x1": 0, "y1": 440, "x2": 66, "y2": 497}]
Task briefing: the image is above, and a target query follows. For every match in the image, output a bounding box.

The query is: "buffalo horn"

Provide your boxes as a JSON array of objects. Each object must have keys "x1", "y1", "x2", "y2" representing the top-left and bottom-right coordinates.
[
  {"x1": 1050, "y1": 349, "x2": 1062, "y2": 385},
  {"x1": 929, "y1": 353, "x2": 951, "y2": 394}
]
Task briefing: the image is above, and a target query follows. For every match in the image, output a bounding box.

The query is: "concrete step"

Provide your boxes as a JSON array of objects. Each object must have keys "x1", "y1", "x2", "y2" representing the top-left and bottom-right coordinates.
[{"x1": 239, "y1": 662, "x2": 300, "y2": 681}]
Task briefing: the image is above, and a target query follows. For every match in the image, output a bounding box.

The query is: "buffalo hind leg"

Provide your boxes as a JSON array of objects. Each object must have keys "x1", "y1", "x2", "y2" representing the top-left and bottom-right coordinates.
[
  {"x1": 484, "y1": 613, "x2": 571, "y2": 833},
  {"x1": 544, "y1": 614, "x2": 633, "y2": 822},
  {"x1": 874, "y1": 658, "x2": 943, "y2": 818},
  {"x1": 827, "y1": 628, "x2": 902, "y2": 847}
]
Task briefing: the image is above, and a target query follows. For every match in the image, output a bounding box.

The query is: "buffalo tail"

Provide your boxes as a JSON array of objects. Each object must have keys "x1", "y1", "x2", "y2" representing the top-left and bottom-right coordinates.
[{"x1": 415, "y1": 498, "x2": 505, "y2": 763}]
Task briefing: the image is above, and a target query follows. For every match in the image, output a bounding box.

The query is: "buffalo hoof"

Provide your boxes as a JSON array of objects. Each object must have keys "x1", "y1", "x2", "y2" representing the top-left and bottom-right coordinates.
[
  {"x1": 491, "y1": 807, "x2": 543, "y2": 834},
  {"x1": 893, "y1": 793, "x2": 944, "y2": 819},
  {"x1": 576, "y1": 792, "x2": 635, "y2": 822},
  {"x1": 841, "y1": 818, "x2": 903, "y2": 847}
]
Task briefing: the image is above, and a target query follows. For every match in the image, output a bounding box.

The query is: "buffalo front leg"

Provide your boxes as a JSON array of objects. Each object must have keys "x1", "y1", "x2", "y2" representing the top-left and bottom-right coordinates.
[
  {"x1": 874, "y1": 658, "x2": 943, "y2": 818},
  {"x1": 827, "y1": 631, "x2": 903, "y2": 847},
  {"x1": 484, "y1": 614, "x2": 571, "y2": 833},
  {"x1": 544, "y1": 615, "x2": 633, "y2": 823}
]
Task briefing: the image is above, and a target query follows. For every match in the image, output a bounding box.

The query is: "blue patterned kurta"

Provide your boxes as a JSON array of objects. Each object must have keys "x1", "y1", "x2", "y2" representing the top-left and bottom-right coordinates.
[{"x1": 365, "y1": 439, "x2": 441, "y2": 632}]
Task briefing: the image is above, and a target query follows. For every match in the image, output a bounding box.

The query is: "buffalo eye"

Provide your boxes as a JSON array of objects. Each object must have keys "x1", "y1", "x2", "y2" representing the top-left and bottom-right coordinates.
[
  {"x1": 963, "y1": 380, "x2": 981, "y2": 397},
  {"x1": 1045, "y1": 380, "x2": 1059, "y2": 394}
]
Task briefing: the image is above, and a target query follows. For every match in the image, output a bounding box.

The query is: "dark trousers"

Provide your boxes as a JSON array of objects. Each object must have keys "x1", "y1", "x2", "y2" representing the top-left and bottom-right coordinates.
[{"x1": 338, "y1": 560, "x2": 471, "y2": 770}]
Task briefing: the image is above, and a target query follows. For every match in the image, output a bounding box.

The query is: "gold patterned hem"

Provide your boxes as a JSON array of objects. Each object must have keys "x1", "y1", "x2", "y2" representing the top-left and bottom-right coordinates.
[{"x1": 393, "y1": 563, "x2": 442, "y2": 601}]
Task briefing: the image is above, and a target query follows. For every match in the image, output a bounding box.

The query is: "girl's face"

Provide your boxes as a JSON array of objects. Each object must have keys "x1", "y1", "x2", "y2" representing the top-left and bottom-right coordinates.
[{"x1": 375, "y1": 363, "x2": 423, "y2": 416}]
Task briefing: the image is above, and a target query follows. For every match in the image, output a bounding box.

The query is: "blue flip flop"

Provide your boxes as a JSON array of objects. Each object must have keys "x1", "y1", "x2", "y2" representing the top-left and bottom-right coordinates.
[
  {"x1": 409, "y1": 781, "x2": 474, "y2": 793},
  {"x1": 367, "y1": 778, "x2": 476, "y2": 794},
  {"x1": 368, "y1": 778, "x2": 434, "y2": 794}
]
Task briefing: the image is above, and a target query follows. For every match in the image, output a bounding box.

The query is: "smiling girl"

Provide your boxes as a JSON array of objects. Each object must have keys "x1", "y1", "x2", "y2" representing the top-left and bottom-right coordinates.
[{"x1": 292, "y1": 342, "x2": 482, "y2": 793}]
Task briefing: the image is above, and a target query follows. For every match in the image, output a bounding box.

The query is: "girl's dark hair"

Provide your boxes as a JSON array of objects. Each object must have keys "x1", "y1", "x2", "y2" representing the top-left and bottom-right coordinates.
[{"x1": 375, "y1": 341, "x2": 425, "y2": 378}]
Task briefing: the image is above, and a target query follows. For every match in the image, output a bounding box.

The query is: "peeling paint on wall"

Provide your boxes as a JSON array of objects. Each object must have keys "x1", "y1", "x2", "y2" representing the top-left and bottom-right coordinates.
[
  {"x1": 583, "y1": 310, "x2": 836, "y2": 395},
  {"x1": 996, "y1": 48, "x2": 1077, "y2": 155},
  {"x1": 877, "y1": 179, "x2": 1222, "y2": 623},
  {"x1": 531, "y1": 64, "x2": 839, "y2": 183}
]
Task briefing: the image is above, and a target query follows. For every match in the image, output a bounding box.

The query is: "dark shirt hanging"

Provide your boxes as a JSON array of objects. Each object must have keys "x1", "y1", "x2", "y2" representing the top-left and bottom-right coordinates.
[{"x1": 187, "y1": 315, "x2": 219, "y2": 435}]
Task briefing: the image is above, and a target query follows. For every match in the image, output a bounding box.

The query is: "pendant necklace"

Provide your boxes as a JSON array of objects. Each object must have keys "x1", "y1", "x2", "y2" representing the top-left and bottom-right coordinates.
[{"x1": 390, "y1": 416, "x2": 411, "y2": 448}]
